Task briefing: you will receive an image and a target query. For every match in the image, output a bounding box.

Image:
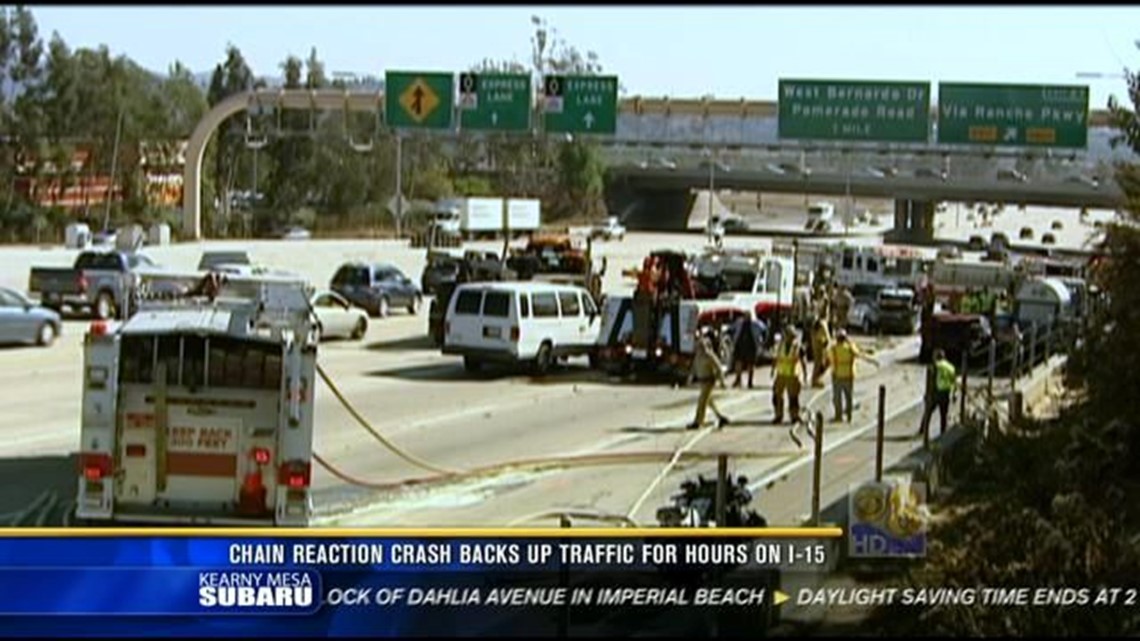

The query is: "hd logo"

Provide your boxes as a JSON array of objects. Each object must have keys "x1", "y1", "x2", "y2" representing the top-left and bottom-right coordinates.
[{"x1": 198, "y1": 570, "x2": 319, "y2": 611}]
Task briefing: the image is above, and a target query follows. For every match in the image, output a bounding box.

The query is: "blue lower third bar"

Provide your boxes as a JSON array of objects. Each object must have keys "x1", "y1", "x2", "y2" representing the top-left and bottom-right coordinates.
[{"x1": 0, "y1": 568, "x2": 322, "y2": 616}]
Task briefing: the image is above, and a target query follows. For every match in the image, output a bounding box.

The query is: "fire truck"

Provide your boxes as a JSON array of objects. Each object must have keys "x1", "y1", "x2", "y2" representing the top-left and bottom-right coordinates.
[{"x1": 74, "y1": 274, "x2": 318, "y2": 526}]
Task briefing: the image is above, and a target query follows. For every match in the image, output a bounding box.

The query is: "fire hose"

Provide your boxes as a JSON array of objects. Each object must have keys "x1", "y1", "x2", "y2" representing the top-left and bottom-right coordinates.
[{"x1": 313, "y1": 363, "x2": 802, "y2": 499}]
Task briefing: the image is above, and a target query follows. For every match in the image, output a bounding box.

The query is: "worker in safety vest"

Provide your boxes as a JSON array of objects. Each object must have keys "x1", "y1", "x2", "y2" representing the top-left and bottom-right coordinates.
[
  {"x1": 918, "y1": 348, "x2": 958, "y2": 438},
  {"x1": 771, "y1": 329, "x2": 808, "y2": 425},
  {"x1": 828, "y1": 328, "x2": 880, "y2": 423},
  {"x1": 687, "y1": 327, "x2": 731, "y2": 430},
  {"x1": 809, "y1": 317, "x2": 832, "y2": 388}
]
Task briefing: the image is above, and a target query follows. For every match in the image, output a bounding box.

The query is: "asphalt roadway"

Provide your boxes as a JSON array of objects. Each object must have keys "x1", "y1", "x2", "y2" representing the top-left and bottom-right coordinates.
[{"x1": 0, "y1": 223, "x2": 1055, "y2": 528}]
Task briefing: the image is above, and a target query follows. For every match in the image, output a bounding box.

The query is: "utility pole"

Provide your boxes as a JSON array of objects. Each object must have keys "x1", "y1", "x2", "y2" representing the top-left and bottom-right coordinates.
[
  {"x1": 102, "y1": 108, "x2": 125, "y2": 233},
  {"x1": 394, "y1": 132, "x2": 404, "y2": 239}
]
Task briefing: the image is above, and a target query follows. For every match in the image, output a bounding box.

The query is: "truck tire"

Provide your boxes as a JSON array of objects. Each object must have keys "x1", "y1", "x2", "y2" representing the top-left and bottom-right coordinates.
[
  {"x1": 532, "y1": 342, "x2": 554, "y2": 377},
  {"x1": 94, "y1": 291, "x2": 115, "y2": 320}
]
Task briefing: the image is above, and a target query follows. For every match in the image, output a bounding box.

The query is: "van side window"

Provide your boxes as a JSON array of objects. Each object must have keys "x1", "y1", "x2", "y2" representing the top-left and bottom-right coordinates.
[
  {"x1": 518, "y1": 294, "x2": 530, "y2": 318},
  {"x1": 558, "y1": 292, "x2": 580, "y2": 317},
  {"x1": 532, "y1": 292, "x2": 559, "y2": 318},
  {"x1": 455, "y1": 290, "x2": 483, "y2": 315},
  {"x1": 867, "y1": 257, "x2": 879, "y2": 273},
  {"x1": 483, "y1": 292, "x2": 510, "y2": 318},
  {"x1": 842, "y1": 252, "x2": 854, "y2": 270}
]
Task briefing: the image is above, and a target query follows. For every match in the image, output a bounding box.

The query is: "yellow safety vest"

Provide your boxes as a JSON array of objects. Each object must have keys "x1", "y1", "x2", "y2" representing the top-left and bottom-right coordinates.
[
  {"x1": 775, "y1": 342, "x2": 800, "y2": 378},
  {"x1": 831, "y1": 342, "x2": 857, "y2": 380},
  {"x1": 935, "y1": 359, "x2": 957, "y2": 392}
]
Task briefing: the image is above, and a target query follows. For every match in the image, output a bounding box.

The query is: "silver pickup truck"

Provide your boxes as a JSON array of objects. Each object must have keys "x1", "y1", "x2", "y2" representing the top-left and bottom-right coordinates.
[{"x1": 28, "y1": 251, "x2": 162, "y2": 319}]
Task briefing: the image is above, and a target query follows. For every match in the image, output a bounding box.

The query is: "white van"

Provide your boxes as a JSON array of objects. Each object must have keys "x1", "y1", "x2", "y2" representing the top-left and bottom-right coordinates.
[{"x1": 442, "y1": 282, "x2": 601, "y2": 375}]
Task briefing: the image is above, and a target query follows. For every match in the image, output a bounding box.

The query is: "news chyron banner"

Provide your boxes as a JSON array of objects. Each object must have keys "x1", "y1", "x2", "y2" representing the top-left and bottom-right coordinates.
[{"x1": 0, "y1": 528, "x2": 838, "y2": 637}]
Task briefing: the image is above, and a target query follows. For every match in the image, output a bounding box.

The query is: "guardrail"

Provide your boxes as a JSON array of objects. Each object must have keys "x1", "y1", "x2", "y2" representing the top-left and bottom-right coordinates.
[{"x1": 953, "y1": 316, "x2": 1074, "y2": 434}]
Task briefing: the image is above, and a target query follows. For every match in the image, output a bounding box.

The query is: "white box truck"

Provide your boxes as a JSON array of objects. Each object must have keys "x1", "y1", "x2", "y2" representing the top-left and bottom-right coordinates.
[
  {"x1": 460, "y1": 197, "x2": 504, "y2": 240},
  {"x1": 506, "y1": 198, "x2": 541, "y2": 237}
]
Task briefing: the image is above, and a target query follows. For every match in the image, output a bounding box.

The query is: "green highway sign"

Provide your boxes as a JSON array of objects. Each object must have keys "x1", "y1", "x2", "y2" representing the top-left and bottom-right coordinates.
[
  {"x1": 458, "y1": 72, "x2": 532, "y2": 132},
  {"x1": 778, "y1": 79, "x2": 931, "y2": 143},
  {"x1": 937, "y1": 83, "x2": 1089, "y2": 148},
  {"x1": 543, "y1": 75, "x2": 619, "y2": 135},
  {"x1": 385, "y1": 71, "x2": 454, "y2": 130}
]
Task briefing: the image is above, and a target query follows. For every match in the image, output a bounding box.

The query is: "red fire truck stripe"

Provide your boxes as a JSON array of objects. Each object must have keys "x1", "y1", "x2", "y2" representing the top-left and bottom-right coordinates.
[{"x1": 166, "y1": 452, "x2": 238, "y2": 478}]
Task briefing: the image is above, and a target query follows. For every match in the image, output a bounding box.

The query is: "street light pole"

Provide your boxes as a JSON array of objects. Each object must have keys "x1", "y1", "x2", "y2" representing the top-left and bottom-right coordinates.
[
  {"x1": 844, "y1": 149, "x2": 851, "y2": 237},
  {"x1": 394, "y1": 132, "x2": 403, "y2": 239}
]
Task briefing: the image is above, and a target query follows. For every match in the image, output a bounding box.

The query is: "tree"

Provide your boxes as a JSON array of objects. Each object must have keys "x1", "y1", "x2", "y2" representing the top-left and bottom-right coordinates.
[
  {"x1": 205, "y1": 44, "x2": 254, "y2": 235},
  {"x1": 458, "y1": 15, "x2": 609, "y2": 220},
  {"x1": 1074, "y1": 54, "x2": 1140, "y2": 452}
]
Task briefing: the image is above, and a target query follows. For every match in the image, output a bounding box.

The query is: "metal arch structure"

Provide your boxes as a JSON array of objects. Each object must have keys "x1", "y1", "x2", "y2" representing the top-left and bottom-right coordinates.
[{"x1": 182, "y1": 88, "x2": 384, "y2": 240}]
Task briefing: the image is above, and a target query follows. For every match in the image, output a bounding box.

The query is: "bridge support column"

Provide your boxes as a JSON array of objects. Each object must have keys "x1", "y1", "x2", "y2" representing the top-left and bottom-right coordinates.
[{"x1": 888, "y1": 199, "x2": 936, "y2": 244}]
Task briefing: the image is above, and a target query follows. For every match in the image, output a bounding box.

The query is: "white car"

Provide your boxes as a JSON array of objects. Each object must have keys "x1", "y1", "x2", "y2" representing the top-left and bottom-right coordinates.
[
  {"x1": 311, "y1": 290, "x2": 368, "y2": 341},
  {"x1": 442, "y1": 282, "x2": 601, "y2": 376},
  {"x1": 282, "y1": 226, "x2": 312, "y2": 241}
]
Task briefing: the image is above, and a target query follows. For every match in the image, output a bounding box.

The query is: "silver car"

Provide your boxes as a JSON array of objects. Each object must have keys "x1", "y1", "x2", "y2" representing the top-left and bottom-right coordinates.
[{"x1": 0, "y1": 286, "x2": 61, "y2": 346}]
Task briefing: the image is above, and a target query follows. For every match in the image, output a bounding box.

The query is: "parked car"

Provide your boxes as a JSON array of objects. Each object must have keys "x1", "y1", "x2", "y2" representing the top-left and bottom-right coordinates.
[
  {"x1": 0, "y1": 286, "x2": 61, "y2": 347},
  {"x1": 654, "y1": 157, "x2": 677, "y2": 171},
  {"x1": 1042, "y1": 233, "x2": 1057, "y2": 245},
  {"x1": 1051, "y1": 220, "x2": 1064, "y2": 231},
  {"x1": 281, "y1": 226, "x2": 312, "y2": 241},
  {"x1": 1019, "y1": 227, "x2": 1034, "y2": 240},
  {"x1": 442, "y1": 282, "x2": 601, "y2": 376},
  {"x1": 311, "y1": 290, "x2": 368, "y2": 341},
  {"x1": 331, "y1": 263, "x2": 422, "y2": 318},
  {"x1": 966, "y1": 235, "x2": 988, "y2": 252}
]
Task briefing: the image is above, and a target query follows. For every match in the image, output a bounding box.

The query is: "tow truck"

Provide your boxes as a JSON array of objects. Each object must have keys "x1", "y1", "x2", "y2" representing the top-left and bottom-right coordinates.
[
  {"x1": 74, "y1": 273, "x2": 318, "y2": 526},
  {"x1": 595, "y1": 250, "x2": 755, "y2": 382}
]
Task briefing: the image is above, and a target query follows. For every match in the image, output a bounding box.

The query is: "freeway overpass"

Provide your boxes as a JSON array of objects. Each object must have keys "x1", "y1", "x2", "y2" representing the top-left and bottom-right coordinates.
[{"x1": 604, "y1": 165, "x2": 1124, "y2": 242}]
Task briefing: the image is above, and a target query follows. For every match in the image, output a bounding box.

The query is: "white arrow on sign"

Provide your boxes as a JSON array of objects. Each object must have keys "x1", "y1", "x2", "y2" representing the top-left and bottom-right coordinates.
[
  {"x1": 491, "y1": 111, "x2": 498, "y2": 126},
  {"x1": 583, "y1": 112, "x2": 596, "y2": 129},
  {"x1": 1003, "y1": 127, "x2": 1018, "y2": 142}
]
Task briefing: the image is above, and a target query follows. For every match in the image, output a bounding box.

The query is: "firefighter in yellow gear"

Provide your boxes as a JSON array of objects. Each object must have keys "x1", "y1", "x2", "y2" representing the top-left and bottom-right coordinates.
[
  {"x1": 810, "y1": 318, "x2": 832, "y2": 388},
  {"x1": 687, "y1": 327, "x2": 731, "y2": 430},
  {"x1": 771, "y1": 329, "x2": 808, "y2": 424},
  {"x1": 828, "y1": 329, "x2": 880, "y2": 423}
]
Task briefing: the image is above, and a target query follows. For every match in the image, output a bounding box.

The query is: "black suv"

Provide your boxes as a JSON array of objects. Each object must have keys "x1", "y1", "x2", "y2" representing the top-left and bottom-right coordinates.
[{"x1": 331, "y1": 263, "x2": 422, "y2": 318}]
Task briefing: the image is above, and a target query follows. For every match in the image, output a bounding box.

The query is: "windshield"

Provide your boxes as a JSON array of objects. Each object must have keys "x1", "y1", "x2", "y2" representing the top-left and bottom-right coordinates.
[{"x1": 199, "y1": 252, "x2": 251, "y2": 269}]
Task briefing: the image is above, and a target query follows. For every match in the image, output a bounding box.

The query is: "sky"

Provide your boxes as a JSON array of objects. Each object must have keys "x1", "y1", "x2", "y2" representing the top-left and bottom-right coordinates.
[{"x1": 28, "y1": 5, "x2": 1140, "y2": 109}]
